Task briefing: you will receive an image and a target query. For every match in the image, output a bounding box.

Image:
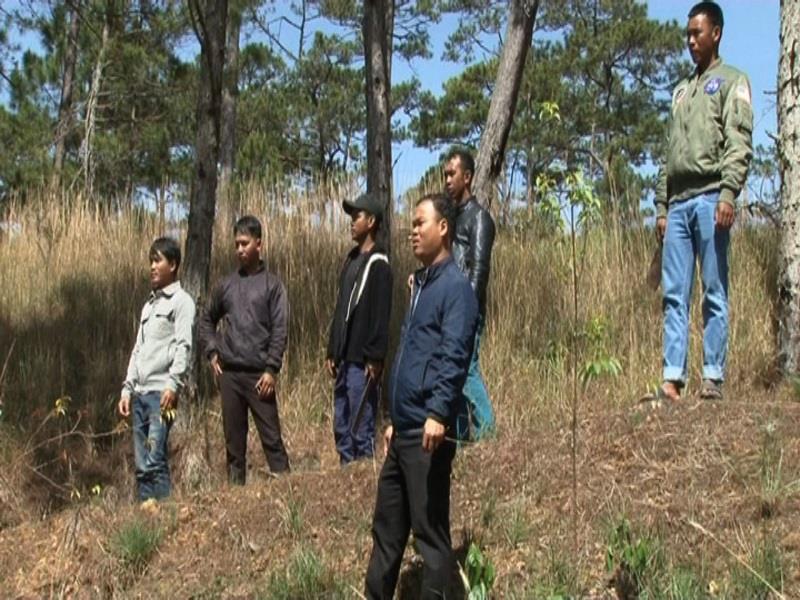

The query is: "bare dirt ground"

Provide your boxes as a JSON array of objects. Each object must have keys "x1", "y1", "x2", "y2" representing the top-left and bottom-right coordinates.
[{"x1": 1, "y1": 389, "x2": 799, "y2": 598}]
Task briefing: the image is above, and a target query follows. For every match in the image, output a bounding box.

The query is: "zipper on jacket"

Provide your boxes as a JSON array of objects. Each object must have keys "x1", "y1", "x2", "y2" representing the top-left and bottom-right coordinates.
[{"x1": 391, "y1": 267, "x2": 429, "y2": 418}]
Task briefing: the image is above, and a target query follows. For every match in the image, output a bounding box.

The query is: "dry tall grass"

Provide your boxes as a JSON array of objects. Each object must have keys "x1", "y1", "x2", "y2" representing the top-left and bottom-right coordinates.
[{"x1": 0, "y1": 184, "x2": 780, "y2": 517}]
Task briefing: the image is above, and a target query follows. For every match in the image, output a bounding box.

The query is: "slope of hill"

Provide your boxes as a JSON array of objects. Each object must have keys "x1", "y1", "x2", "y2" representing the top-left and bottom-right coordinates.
[{"x1": 1, "y1": 390, "x2": 797, "y2": 598}]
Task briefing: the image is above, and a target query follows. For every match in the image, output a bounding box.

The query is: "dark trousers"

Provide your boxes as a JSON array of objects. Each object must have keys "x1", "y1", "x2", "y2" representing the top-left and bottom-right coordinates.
[
  {"x1": 333, "y1": 361, "x2": 378, "y2": 464},
  {"x1": 365, "y1": 434, "x2": 456, "y2": 599},
  {"x1": 219, "y1": 370, "x2": 290, "y2": 483}
]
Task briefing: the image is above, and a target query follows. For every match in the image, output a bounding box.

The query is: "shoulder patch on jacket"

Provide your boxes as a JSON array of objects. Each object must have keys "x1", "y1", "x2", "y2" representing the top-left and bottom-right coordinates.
[
  {"x1": 704, "y1": 77, "x2": 724, "y2": 95},
  {"x1": 735, "y1": 82, "x2": 751, "y2": 104}
]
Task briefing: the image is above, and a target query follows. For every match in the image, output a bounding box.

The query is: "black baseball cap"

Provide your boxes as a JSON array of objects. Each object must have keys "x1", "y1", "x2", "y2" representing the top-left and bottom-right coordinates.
[{"x1": 343, "y1": 192, "x2": 384, "y2": 219}]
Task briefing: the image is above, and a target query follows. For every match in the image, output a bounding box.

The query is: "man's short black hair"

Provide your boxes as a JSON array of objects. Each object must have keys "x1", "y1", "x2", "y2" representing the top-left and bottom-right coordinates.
[
  {"x1": 445, "y1": 147, "x2": 475, "y2": 178},
  {"x1": 234, "y1": 215, "x2": 262, "y2": 239},
  {"x1": 150, "y1": 237, "x2": 181, "y2": 270},
  {"x1": 688, "y1": 1, "x2": 723, "y2": 29},
  {"x1": 417, "y1": 193, "x2": 457, "y2": 242}
]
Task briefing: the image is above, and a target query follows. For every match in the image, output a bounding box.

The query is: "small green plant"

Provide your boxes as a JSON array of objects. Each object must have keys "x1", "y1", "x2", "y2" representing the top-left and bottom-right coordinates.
[
  {"x1": 261, "y1": 547, "x2": 345, "y2": 599},
  {"x1": 605, "y1": 517, "x2": 664, "y2": 597},
  {"x1": 111, "y1": 516, "x2": 164, "y2": 573},
  {"x1": 544, "y1": 338, "x2": 568, "y2": 376},
  {"x1": 531, "y1": 547, "x2": 579, "y2": 599},
  {"x1": 664, "y1": 567, "x2": 705, "y2": 600},
  {"x1": 759, "y1": 420, "x2": 784, "y2": 518},
  {"x1": 459, "y1": 541, "x2": 496, "y2": 600},
  {"x1": 728, "y1": 534, "x2": 784, "y2": 599},
  {"x1": 756, "y1": 419, "x2": 800, "y2": 521},
  {"x1": 578, "y1": 316, "x2": 622, "y2": 387},
  {"x1": 280, "y1": 489, "x2": 304, "y2": 538},
  {"x1": 480, "y1": 490, "x2": 497, "y2": 529},
  {"x1": 502, "y1": 500, "x2": 529, "y2": 549}
]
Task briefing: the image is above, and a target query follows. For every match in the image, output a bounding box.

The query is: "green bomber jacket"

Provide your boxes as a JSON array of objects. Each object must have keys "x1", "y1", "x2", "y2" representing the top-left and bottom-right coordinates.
[{"x1": 655, "y1": 57, "x2": 753, "y2": 218}]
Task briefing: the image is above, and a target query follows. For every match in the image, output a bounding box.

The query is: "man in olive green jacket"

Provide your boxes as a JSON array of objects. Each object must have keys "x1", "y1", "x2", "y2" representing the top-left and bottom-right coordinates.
[{"x1": 655, "y1": 1, "x2": 753, "y2": 402}]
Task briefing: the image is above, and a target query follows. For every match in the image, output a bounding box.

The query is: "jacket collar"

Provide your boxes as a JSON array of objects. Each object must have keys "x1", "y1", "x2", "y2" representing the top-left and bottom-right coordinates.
[
  {"x1": 347, "y1": 244, "x2": 384, "y2": 260},
  {"x1": 456, "y1": 195, "x2": 478, "y2": 214},
  {"x1": 238, "y1": 260, "x2": 266, "y2": 277},
  {"x1": 151, "y1": 280, "x2": 181, "y2": 300},
  {"x1": 694, "y1": 56, "x2": 723, "y2": 81},
  {"x1": 414, "y1": 255, "x2": 454, "y2": 287}
]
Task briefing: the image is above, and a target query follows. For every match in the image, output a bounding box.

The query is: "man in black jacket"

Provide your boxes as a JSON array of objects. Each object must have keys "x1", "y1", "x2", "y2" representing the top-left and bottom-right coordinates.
[
  {"x1": 325, "y1": 193, "x2": 393, "y2": 464},
  {"x1": 198, "y1": 216, "x2": 290, "y2": 483},
  {"x1": 444, "y1": 148, "x2": 496, "y2": 440},
  {"x1": 365, "y1": 193, "x2": 478, "y2": 599}
]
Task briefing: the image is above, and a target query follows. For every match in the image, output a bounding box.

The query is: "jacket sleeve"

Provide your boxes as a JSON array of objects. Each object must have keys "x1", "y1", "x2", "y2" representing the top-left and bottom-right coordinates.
[
  {"x1": 362, "y1": 260, "x2": 393, "y2": 363},
  {"x1": 165, "y1": 293, "x2": 196, "y2": 393},
  {"x1": 426, "y1": 281, "x2": 478, "y2": 423},
  {"x1": 467, "y1": 209, "x2": 495, "y2": 307},
  {"x1": 325, "y1": 317, "x2": 336, "y2": 361},
  {"x1": 264, "y1": 277, "x2": 289, "y2": 375},
  {"x1": 197, "y1": 281, "x2": 224, "y2": 360},
  {"x1": 655, "y1": 84, "x2": 681, "y2": 219},
  {"x1": 121, "y1": 308, "x2": 144, "y2": 399},
  {"x1": 655, "y1": 159, "x2": 668, "y2": 219},
  {"x1": 719, "y1": 73, "x2": 754, "y2": 206}
]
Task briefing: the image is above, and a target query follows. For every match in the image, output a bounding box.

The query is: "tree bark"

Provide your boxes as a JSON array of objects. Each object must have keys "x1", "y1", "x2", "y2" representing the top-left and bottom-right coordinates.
[
  {"x1": 52, "y1": 0, "x2": 82, "y2": 185},
  {"x1": 80, "y1": 14, "x2": 110, "y2": 198},
  {"x1": 184, "y1": 0, "x2": 228, "y2": 304},
  {"x1": 473, "y1": 0, "x2": 539, "y2": 207},
  {"x1": 218, "y1": 2, "x2": 240, "y2": 201},
  {"x1": 778, "y1": 0, "x2": 800, "y2": 373},
  {"x1": 363, "y1": 0, "x2": 393, "y2": 253}
]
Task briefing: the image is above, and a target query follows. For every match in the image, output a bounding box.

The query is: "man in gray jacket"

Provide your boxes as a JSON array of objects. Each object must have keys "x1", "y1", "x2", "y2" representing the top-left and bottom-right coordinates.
[{"x1": 119, "y1": 237, "x2": 196, "y2": 501}]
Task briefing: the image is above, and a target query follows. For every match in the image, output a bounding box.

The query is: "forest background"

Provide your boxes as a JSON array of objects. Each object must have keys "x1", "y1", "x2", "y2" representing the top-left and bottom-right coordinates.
[{"x1": 0, "y1": 1, "x2": 798, "y2": 598}]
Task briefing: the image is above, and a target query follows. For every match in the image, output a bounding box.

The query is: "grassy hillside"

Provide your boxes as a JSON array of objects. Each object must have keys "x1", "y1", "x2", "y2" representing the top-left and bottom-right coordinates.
[{"x1": 0, "y1": 188, "x2": 796, "y2": 598}]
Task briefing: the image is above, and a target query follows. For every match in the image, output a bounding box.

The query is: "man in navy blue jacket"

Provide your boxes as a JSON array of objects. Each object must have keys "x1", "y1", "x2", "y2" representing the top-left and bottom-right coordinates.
[{"x1": 365, "y1": 193, "x2": 479, "y2": 599}]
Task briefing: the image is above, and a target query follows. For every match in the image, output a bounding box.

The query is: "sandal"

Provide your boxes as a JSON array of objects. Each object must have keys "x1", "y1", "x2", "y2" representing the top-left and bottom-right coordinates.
[
  {"x1": 638, "y1": 383, "x2": 681, "y2": 404},
  {"x1": 699, "y1": 379, "x2": 723, "y2": 400}
]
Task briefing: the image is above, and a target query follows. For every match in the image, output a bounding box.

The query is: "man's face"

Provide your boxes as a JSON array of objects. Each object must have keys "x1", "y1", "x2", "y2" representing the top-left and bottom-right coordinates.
[
  {"x1": 150, "y1": 251, "x2": 176, "y2": 290},
  {"x1": 686, "y1": 13, "x2": 719, "y2": 69},
  {"x1": 411, "y1": 200, "x2": 448, "y2": 264},
  {"x1": 444, "y1": 157, "x2": 471, "y2": 203},
  {"x1": 235, "y1": 233, "x2": 261, "y2": 269},
  {"x1": 350, "y1": 210, "x2": 375, "y2": 243}
]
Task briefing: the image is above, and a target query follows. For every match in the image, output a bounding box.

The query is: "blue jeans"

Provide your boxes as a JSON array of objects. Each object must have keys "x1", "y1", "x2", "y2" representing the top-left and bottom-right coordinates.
[
  {"x1": 458, "y1": 317, "x2": 495, "y2": 440},
  {"x1": 132, "y1": 391, "x2": 172, "y2": 501},
  {"x1": 333, "y1": 362, "x2": 378, "y2": 464},
  {"x1": 662, "y1": 191, "x2": 729, "y2": 385}
]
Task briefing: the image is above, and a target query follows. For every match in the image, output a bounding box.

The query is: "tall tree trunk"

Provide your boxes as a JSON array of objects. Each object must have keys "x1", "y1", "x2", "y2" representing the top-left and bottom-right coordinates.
[
  {"x1": 473, "y1": 0, "x2": 539, "y2": 207},
  {"x1": 184, "y1": 0, "x2": 228, "y2": 304},
  {"x1": 177, "y1": 0, "x2": 227, "y2": 493},
  {"x1": 80, "y1": 14, "x2": 110, "y2": 198},
  {"x1": 384, "y1": 0, "x2": 394, "y2": 84},
  {"x1": 52, "y1": 0, "x2": 82, "y2": 185},
  {"x1": 778, "y1": 0, "x2": 800, "y2": 373},
  {"x1": 363, "y1": 0, "x2": 393, "y2": 253},
  {"x1": 218, "y1": 2, "x2": 240, "y2": 202}
]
